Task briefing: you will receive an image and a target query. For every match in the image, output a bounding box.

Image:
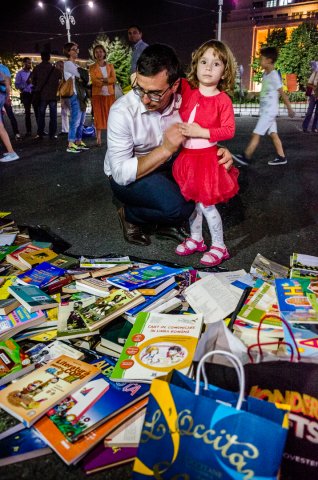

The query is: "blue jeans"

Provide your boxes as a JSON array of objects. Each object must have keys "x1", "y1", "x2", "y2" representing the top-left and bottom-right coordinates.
[
  {"x1": 109, "y1": 166, "x2": 195, "y2": 226},
  {"x1": 68, "y1": 94, "x2": 86, "y2": 142},
  {"x1": 37, "y1": 99, "x2": 57, "y2": 138},
  {"x1": 302, "y1": 95, "x2": 318, "y2": 131},
  {"x1": 0, "y1": 92, "x2": 5, "y2": 123}
]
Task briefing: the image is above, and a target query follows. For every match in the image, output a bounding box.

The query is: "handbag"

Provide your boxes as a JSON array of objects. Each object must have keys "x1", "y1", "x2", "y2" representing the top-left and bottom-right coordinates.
[
  {"x1": 57, "y1": 76, "x2": 74, "y2": 98},
  {"x1": 133, "y1": 350, "x2": 289, "y2": 479}
]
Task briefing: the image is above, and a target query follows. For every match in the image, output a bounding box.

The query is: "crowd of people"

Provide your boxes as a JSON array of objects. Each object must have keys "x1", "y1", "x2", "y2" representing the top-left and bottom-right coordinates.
[{"x1": 1, "y1": 26, "x2": 317, "y2": 266}]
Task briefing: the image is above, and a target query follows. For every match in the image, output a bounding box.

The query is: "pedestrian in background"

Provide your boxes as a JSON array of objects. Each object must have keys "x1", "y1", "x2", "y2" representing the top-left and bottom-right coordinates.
[
  {"x1": 0, "y1": 67, "x2": 19, "y2": 162},
  {"x1": 302, "y1": 60, "x2": 318, "y2": 133},
  {"x1": 128, "y1": 24, "x2": 148, "y2": 83},
  {"x1": 15, "y1": 57, "x2": 36, "y2": 137},
  {"x1": 233, "y1": 46, "x2": 295, "y2": 166},
  {"x1": 89, "y1": 44, "x2": 116, "y2": 146}
]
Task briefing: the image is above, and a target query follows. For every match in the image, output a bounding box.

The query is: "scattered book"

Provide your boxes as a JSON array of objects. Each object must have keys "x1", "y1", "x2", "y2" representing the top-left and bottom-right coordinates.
[
  {"x1": 6, "y1": 244, "x2": 42, "y2": 271},
  {"x1": 105, "y1": 408, "x2": 145, "y2": 448},
  {"x1": 0, "y1": 355, "x2": 99, "y2": 427},
  {"x1": 78, "y1": 289, "x2": 145, "y2": 331},
  {"x1": 95, "y1": 342, "x2": 120, "y2": 358},
  {"x1": 0, "y1": 275, "x2": 17, "y2": 300},
  {"x1": 8, "y1": 284, "x2": 58, "y2": 313},
  {"x1": 18, "y1": 247, "x2": 58, "y2": 269},
  {"x1": 110, "y1": 311, "x2": 203, "y2": 383},
  {"x1": 0, "y1": 298, "x2": 20, "y2": 315},
  {"x1": 67, "y1": 268, "x2": 92, "y2": 280},
  {"x1": 50, "y1": 253, "x2": 79, "y2": 270},
  {"x1": 289, "y1": 253, "x2": 318, "y2": 279},
  {"x1": 0, "y1": 245, "x2": 19, "y2": 263},
  {"x1": 90, "y1": 263, "x2": 130, "y2": 278},
  {"x1": 25, "y1": 340, "x2": 84, "y2": 367},
  {"x1": 0, "y1": 427, "x2": 52, "y2": 466},
  {"x1": 80, "y1": 256, "x2": 131, "y2": 268},
  {"x1": 0, "y1": 408, "x2": 24, "y2": 441},
  {"x1": 275, "y1": 278, "x2": 318, "y2": 324},
  {"x1": 250, "y1": 253, "x2": 289, "y2": 284},
  {"x1": 0, "y1": 306, "x2": 46, "y2": 341},
  {"x1": 125, "y1": 282, "x2": 178, "y2": 317},
  {"x1": 82, "y1": 444, "x2": 137, "y2": 474},
  {"x1": 42, "y1": 275, "x2": 73, "y2": 295},
  {"x1": 16, "y1": 262, "x2": 65, "y2": 288},
  {"x1": 106, "y1": 263, "x2": 185, "y2": 291},
  {"x1": 76, "y1": 277, "x2": 110, "y2": 297},
  {"x1": 0, "y1": 338, "x2": 35, "y2": 387},
  {"x1": 136, "y1": 276, "x2": 176, "y2": 296},
  {"x1": 56, "y1": 298, "x2": 100, "y2": 340},
  {"x1": 100, "y1": 316, "x2": 133, "y2": 354}
]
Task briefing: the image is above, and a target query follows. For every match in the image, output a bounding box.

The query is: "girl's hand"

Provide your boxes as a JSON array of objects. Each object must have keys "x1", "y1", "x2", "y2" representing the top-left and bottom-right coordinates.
[{"x1": 178, "y1": 122, "x2": 209, "y2": 138}]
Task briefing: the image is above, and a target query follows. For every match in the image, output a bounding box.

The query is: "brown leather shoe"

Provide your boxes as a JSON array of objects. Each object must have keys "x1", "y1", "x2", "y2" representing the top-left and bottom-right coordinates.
[{"x1": 117, "y1": 207, "x2": 151, "y2": 246}]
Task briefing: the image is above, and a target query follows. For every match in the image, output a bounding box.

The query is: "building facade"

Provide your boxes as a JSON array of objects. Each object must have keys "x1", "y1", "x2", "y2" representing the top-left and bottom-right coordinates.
[{"x1": 222, "y1": 0, "x2": 318, "y2": 91}]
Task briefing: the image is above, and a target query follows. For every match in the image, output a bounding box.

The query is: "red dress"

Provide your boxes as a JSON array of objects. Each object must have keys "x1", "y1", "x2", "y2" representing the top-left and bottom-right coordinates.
[{"x1": 173, "y1": 81, "x2": 239, "y2": 206}]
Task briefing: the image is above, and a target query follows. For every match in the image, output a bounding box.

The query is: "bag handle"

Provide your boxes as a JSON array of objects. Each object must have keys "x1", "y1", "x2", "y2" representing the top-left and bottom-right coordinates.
[{"x1": 195, "y1": 350, "x2": 245, "y2": 410}]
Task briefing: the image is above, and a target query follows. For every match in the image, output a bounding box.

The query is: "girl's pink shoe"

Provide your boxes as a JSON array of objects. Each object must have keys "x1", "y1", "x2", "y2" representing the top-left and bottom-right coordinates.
[
  {"x1": 200, "y1": 246, "x2": 230, "y2": 266},
  {"x1": 176, "y1": 238, "x2": 207, "y2": 256}
]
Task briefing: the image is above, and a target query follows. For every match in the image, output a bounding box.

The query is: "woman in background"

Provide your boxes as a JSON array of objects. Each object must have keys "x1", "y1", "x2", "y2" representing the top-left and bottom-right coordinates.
[{"x1": 89, "y1": 45, "x2": 116, "y2": 146}]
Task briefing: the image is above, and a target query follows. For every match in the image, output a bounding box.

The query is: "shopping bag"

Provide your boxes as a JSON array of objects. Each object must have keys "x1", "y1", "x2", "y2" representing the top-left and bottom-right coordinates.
[
  {"x1": 57, "y1": 76, "x2": 74, "y2": 98},
  {"x1": 133, "y1": 350, "x2": 289, "y2": 480}
]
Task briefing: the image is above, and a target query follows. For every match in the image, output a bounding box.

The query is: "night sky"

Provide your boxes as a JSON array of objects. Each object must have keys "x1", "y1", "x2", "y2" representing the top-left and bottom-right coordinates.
[{"x1": 0, "y1": 0, "x2": 234, "y2": 67}]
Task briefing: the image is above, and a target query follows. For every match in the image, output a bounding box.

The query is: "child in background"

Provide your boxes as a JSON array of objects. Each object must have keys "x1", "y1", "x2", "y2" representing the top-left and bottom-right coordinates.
[
  {"x1": 173, "y1": 39, "x2": 239, "y2": 267},
  {"x1": 233, "y1": 46, "x2": 295, "y2": 166}
]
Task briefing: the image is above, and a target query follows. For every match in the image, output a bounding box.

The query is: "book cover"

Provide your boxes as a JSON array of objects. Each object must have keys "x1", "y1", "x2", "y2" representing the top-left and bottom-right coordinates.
[
  {"x1": 100, "y1": 316, "x2": 133, "y2": 353},
  {"x1": 137, "y1": 276, "x2": 176, "y2": 296},
  {"x1": 0, "y1": 246, "x2": 19, "y2": 263},
  {"x1": 275, "y1": 278, "x2": 318, "y2": 323},
  {"x1": 75, "y1": 277, "x2": 110, "y2": 297},
  {"x1": 250, "y1": 253, "x2": 289, "y2": 284},
  {"x1": 290, "y1": 253, "x2": 318, "y2": 279},
  {"x1": 0, "y1": 298, "x2": 20, "y2": 315},
  {"x1": 0, "y1": 408, "x2": 24, "y2": 441},
  {"x1": 0, "y1": 355, "x2": 99, "y2": 427},
  {"x1": 282, "y1": 322, "x2": 318, "y2": 357},
  {"x1": 16, "y1": 262, "x2": 65, "y2": 288},
  {"x1": 0, "y1": 275, "x2": 17, "y2": 300},
  {"x1": 80, "y1": 256, "x2": 131, "y2": 268},
  {"x1": 95, "y1": 342, "x2": 120, "y2": 358},
  {"x1": 8, "y1": 285, "x2": 58, "y2": 313},
  {"x1": 125, "y1": 282, "x2": 178, "y2": 317},
  {"x1": 0, "y1": 338, "x2": 34, "y2": 387},
  {"x1": 56, "y1": 298, "x2": 99, "y2": 340},
  {"x1": 106, "y1": 263, "x2": 185, "y2": 291},
  {"x1": 49, "y1": 253, "x2": 79, "y2": 270},
  {"x1": 105, "y1": 408, "x2": 145, "y2": 447},
  {"x1": 90, "y1": 264, "x2": 130, "y2": 279},
  {"x1": 237, "y1": 282, "x2": 283, "y2": 328},
  {"x1": 0, "y1": 427, "x2": 52, "y2": 466},
  {"x1": 6, "y1": 244, "x2": 42, "y2": 271},
  {"x1": 0, "y1": 306, "x2": 46, "y2": 341},
  {"x1": 110, "y1": 311, "x2": 203, "y2": 383},
  {"x1": 82, "y1": 444, "x2": 137, "y2": 474},
  {"x1": 35, "y1": 398, "x2": 146, "y2": 465},
  {"x1": 18, "y1": 248, "x2": 58, "y2": 269},
  {"x1": 46, "y1": 354, "x2": 149, "y2": 442},
  {"x1": 25, "y1": 340, "x2": 84, "y2": 367},
  {"x1": 78, "y1": 289, "x2": 145, "y2": 331}
]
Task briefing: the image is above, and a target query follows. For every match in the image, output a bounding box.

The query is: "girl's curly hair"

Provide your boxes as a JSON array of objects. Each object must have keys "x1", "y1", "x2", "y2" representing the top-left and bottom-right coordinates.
[{"x1": 187, "y1": 39, "x2": 237, "y2": 96}]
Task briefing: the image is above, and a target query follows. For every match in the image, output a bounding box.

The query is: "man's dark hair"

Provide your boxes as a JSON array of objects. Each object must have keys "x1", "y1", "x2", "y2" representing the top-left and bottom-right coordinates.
[
  {"x1": 128, "y1": 24, "x2": 142, "y2": 33},
  {"x1": 137, "y1": 44, "x2": 182, "y2": 85},
  {"x1": 41, "y1": 51, "x2": 51, "y2": 62},
  {"x1": 260, "y1": 46, "x2": 278, "y2": 64},
  {"x1": 22, "y1": 57, "x2": 31, "y2": 63}
]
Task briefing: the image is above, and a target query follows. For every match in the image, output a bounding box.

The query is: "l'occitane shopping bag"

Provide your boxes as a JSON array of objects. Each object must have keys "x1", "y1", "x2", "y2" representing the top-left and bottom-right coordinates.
[{"x1": 133, "y1": 350, "x2": 289, "y2": 480}]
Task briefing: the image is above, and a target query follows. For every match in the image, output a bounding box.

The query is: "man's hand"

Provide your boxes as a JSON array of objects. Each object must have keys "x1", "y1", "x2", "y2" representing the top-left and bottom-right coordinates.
[
  {"x1": 217, "y1": 147, "x2": 233, "y2": 171},
  {"x1": 162, "y1": 123, "x2": 184, "y2": 155}
]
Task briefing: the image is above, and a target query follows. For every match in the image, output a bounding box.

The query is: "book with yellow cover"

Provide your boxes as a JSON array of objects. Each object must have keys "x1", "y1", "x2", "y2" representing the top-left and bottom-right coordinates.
[
  {"x1": 0, "y1": 355, "x2": 99, "y2": 427},
  {"x1": 18, "y1": 248, "x2": 58, "y2": 269}
]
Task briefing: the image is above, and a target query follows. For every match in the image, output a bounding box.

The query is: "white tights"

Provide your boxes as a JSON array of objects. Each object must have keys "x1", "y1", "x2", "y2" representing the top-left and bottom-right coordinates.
[{"x1": 189, "y1": 203, "x2": 225, "y2": 248}]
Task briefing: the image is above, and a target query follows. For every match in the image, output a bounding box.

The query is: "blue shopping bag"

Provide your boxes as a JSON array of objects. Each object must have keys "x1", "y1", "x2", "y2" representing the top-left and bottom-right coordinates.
[{"x1": 133, "y1": 350, "x2": 289, "y2": 480}]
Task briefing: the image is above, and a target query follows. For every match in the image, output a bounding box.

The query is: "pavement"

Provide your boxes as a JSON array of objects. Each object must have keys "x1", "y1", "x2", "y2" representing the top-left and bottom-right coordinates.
[{"x1": 1, "y1": 112, "x2": 318, "y2": 480}]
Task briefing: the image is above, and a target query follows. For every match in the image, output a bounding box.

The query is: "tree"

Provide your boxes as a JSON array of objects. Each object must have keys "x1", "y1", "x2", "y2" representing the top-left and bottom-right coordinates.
[
  {"x1": 277, "y1": 22, "x2": 318, "y2": 89},
  {"x1": 251, "y1": 28, "x2": 287, "y2": 84}
]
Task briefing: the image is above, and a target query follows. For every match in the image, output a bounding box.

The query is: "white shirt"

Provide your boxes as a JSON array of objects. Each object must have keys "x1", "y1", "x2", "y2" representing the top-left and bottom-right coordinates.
[
  {"x1": 63, "y1": 60, "x2": 80, "y2": 95},
  {"x1": 104, "y1": 89, "x2": 182, "y2": 186},
  {"x1": 259, "y1": 69, "x2": 282, "y2": 116}
]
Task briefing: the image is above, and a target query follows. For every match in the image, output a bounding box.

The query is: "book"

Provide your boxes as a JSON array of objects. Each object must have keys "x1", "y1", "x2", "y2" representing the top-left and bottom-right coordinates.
[
  {"x1": 0, "y1": 408, "x2": 24, "y2": 441},
  {"x1": 49, "y1": 253, "x2": 79, "y2": 270},
  {"x1": 16, "y1": 262, "x2": 65, "y2": 288},
  {"x1": 25, "y1": 340, "x2": 84, "y2": 367},
  {"x1": 0, "y1": 233, "x2": 17, "y2": 246},
  {"x1": 0, "y1": 338, "x2": 34, "y2": 387},
  {"x1": 90, "y1": 263, "x2": 130, "y2": 278},
  {"x1": 0, "y1": 427, "x2": 52, "y2": 466},
  {"x1": 6, "y1": 244, "x2": 42, "y2": 271},
  {"x1": 110, "y1": 311, "x2": 203, "y2": 383},
  {"x1": 47, "y1": 354, "x2": 149, "y2": 442},
  {"x1": 41, "y1": 275, "x2": 73, "y2": 295},
  {"x1": 105, "y1": 408, "x2": 145, "y2": 447},
  {"x1": 0, "y1": 355, "x2": 99, "y2": 427},
  {"x1": 282, "y1": 322, "x2": 318, "y2": 357},
  {"x1": 56, "y1": 298, "x2": 100, "y2": 340},
  {"x1": 125, "y1": 286, "x2": 179, "y2": 317},
  {"x1": 75, "y1": 277, "x2": 110, "y2": 297},
  {"x1": 0, "y1": 245, "x2": 19, "y2": 263},
  {"x1": 82, "y1": 444, "x2": 137, "y2": 474},
  {"x1": 95, "y1": 342, "x2": 120, "y2": 358},
  {"x1": 80, "y1": 256, "x2": 131, "y2": 268},
  {"x1": 18, "y1": 248, "x2": 58, "y2": 269},
  {"x1": 8, "y1": 285, "x2": 58, "y2": 313},
  {"x1": 0, "y1": 275, "x2": 17, "y2": 300},
  {"x1": 100, "y1": 316, "x2": 133, "y2": 353},
  {"x1": 184, "y1": 275, "x2": 240, "y2": 324},
  {"x1": 0, "y1": 298, "x2": 20, "y2": 315},
  {"x1": 106, "y1": 263, "x2": 185, "y2": 291},
  {"x1": 137, "y1": 276, "x2": 176, "y2": 296},
  {"x1": 290, "y1": 253, "x2": 318, "y2": 279},
  {"x1": 78, "y1": 289, "x2": 145, "y2": 331},
  {"x1": 62, "y1": 280, "x2": 79, "y2": 294},
  {"x1": 0, "y1": 306, "x2": 46, "y2": 341},
  {"x1": 67, "y1": 268, "x2": 91, "y2": 280},
  {"x1": 72, "y1": 335, "x2": 100, "y2": 351},
  {"x1": 250, "y1": 253, "x2": 289, "y2": 284},
  {"x1": 34, "y1": 398, "x2": 146, "y2": 465},
  {"x1": 275, "y1": 278, "x2": 318, "y2": 323}
]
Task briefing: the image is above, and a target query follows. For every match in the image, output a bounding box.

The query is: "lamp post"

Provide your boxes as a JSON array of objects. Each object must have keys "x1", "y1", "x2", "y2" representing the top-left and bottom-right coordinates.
[
  {"x1": 217, "y1": 0, "x2": 223, "y2": 41},
  {"x1": 38, "y1": 1, "x2": 94, "y2": 42}
]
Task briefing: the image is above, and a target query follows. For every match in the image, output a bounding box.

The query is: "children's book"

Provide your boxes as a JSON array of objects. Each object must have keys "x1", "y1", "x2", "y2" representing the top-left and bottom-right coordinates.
[
  {"x1": 0, "y1": 408, "x2": 24, "y2": 441},
  {"x1": 125, "y1": 282, "x2": 178, "y2": 316},
  {"x1": 290, "y1": 253, "x2": 318, "y2": 279},
  {"x1": 0, "y1": 427, "x2": 52, "y2": 466},
  {"x1": 75, "y1": 277, "x2": 110, "y2": 297},
  {"x1": 106, "y1": 263, "x2": 185, "y2": 291},
  {"x1": 250, "y1": 253, "x2": 289, "y2": 284},
  {"x1": 46, "y1": 354, "x2": 149, "y2": 442},
  {"x1": 78, "y1": 289, "x2": 145, "y2": 331},
  {"x1": 0, "y1": 338, "x2": 34, "y2": 386},
  {"x1": 16, "y1": 262, "x2": 65, "y2": 288},
  {"x1": 34, "y1": 398, "x2": 146, "y2": 465},
  {"x1": 275, "y1": 278, "x2": 318, "y2": 323},
  {"x1": 110, "y1": 311, "x2": 203, "y2": 383},
  {"x1": 0, "y1": 355, "x2": 99, "y2": 427},
  {"x1": 0, "y1": 306, "x2": 46, "y2": 341},
  {"x1": 100, "y1": 316, "x2": 133, "y2": 354},
  {"x1": 56, "y1": 298, "x2": 99, "y2": 340},
  {"x1": 18, "y1": 248, "x2": 58, "y2": 269},
  {"x1": 25, "y1": 340, "x2": 84, "y2": 367},
  {"x1": 82, "y1": 444, "x2": 137, "y2": 474},
  {"x1": 80, "y1": 256, "x2": 131, "y2": 268},
  {"x1": 282, "y1": 322, "x2": 318, "y2": 358},
  {"x1": 8, "y1": 284, "x2": 58, "y2": 313}
]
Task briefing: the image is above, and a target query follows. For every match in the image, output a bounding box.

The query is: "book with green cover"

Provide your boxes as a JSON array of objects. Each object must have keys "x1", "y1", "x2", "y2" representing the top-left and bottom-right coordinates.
[
  {"x1": 100, "y1": 316, "x2": 133, "y2": 353},
  {"x1": 8, "y1": 285, "x2": 58, "y2": 313}
]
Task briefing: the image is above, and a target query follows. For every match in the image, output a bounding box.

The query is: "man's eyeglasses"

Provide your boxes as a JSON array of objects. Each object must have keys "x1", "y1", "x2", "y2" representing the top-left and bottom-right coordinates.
[{"x1": 132, "y1": 81, "x2": 174, "y2": 102}]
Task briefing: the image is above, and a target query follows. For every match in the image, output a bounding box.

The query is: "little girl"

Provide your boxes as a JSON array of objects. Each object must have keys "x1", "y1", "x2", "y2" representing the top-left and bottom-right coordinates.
[{"x1": 173, "y1": 39, "x2": 239, "y2": 267}]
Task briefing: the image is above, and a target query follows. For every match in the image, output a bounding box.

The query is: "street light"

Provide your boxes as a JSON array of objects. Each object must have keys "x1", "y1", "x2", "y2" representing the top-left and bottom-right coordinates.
[
  {"x1": 37, "y1": 1, "x2": 94, "y2": 42},
  {"x1": 217, "y1": 0, "x2": 223, "y2": 41}
]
